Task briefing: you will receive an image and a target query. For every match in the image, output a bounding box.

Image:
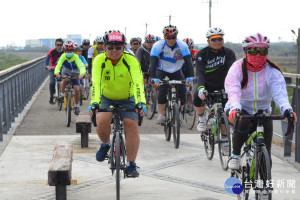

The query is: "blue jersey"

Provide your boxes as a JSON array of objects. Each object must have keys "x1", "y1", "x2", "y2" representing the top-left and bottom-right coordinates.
[
  {"x1": 79, "y1": 55, "x2": 88, "y2": 66},
  {"x1": 150, "y1": 39, "x2": 190, "y2": 73}
]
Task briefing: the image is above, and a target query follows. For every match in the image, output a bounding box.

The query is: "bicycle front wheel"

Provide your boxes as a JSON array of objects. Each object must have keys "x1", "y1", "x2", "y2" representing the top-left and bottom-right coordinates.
[
  {"x1": 115, "y1": 132, "x2": 121, "y2": 200},
  {"x1": 84, "y1": 78, "x2": 90, "y2": 99},
  {"x1": 255, "y1": 146, "x2": 272, "y2": 200},
  {"x1": 183, "y1": 93, "x2": 196, "y2": 130},
  {"x1": 203, "y1": 112, "x2": 215, "y2": 160},
  {"x1": 146, "y1": 85, "x2": 157, "y2": 120},
  {"x1": 172, "y1": 103, "x2": 181, "y2": 148},
  {"x1": 56, "y1": 82, "x2": 62, "y2": 111},
  {"x1": 164, "y1": 103, "x2": 171, "y2": 141},
  {"x1": 236, "y1": 151, "x2": 250, "y2": 200},
  {"x1": 66, "y1": 93, "x2": 72, "y2": 127},
  {"x1": 218, "y1": 113, "x2": 231, "y2": 170}
]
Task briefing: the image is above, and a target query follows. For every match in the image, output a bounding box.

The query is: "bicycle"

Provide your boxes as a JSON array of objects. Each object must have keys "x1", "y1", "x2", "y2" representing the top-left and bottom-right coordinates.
[
  {"x1": 200, "y1": 90, "x2": 231, "y2": 170},
  {"x1": 91, "y1": 104, "x2": 142, "y2": 200},
  {"x1": 182, "y1": 82, "x2": 196, "y2": 130},
  {"x1": 63, "y1": 75, "x2": 78, "y2": 127},
  {"x1": 160, "y1": 77, "x2": 186, "y2": 149},
  {"x1": 143, "y1": 72, "x2": 157, "y2": 120},
  {"x1": 230, "y1": 110, "x2": 294, "y2": 200},
  {"x1": 79, "y1": 75, "x2": 90, "y2": 105},
  {"x1": 53, "y1": 77, "x2": 62, "y2": 111}
]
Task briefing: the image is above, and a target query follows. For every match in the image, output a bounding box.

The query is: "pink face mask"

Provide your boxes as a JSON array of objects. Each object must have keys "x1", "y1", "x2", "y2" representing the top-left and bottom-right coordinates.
[{"x1": 246, "y1": 54, "x2": 268, "y2": 72}]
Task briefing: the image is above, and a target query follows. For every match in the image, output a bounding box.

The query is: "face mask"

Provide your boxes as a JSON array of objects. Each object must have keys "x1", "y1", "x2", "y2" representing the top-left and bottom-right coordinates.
[
  {"x1": 65, "y1": 52, "x2": 74, "y2": 58},
  {"x1": 246, "y1": 54, "x2": 267, "y2": 72}
]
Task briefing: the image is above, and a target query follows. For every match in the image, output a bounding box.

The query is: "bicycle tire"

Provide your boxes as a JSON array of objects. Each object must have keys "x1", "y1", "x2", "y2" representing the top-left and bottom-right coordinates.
[
  {"x1": 85, "y1": 78, "x2": 90, "y2": 99},
  {"x1": 146, "y1": 85, "x2": 156, "y2": 120},
  {"x1": 120, "y1": 134, "x2": 126, "y2": 179},
  {"x1": 203, "y1": 112, "x2": 215, "y2": 160},
  {"x1": 56, "y1": 82, "x2": 62, "y2": 111},
  {"x1": 255, "y1": 146, "x2": 272, "y2": 200},
  {"x1": 116, "y1": 131, "x2": 121, "y2": 200},
  {"x1": 172, "y1": 103, "x2": 181, "y2": 148},
  {"x1": 66, "y1": 92, "x2": 72, "y2": 127},
  {"x1": 164, "y1": 102, "x2": 171, "y2": 141},
  {"x1": 79, "y1": 91, "x2": 83, "y2": 106},
  {"x1": 183, "y1": 93, "x2": 196, "y2": 130},
  {"x1": 218, "y1": 113, "x2": 231, "y2": 170},
  {"x1": 236, "y1": 151, "x2": 250, "y2": 200}
]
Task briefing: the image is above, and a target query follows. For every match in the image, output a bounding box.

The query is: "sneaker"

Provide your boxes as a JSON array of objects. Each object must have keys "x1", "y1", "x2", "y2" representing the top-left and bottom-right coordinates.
[
  {"x1": 74, "y1": 107, "x2": 80, "y2": 115},
  {"x1": 96, "y1": 143, "x2": 111, "y2": 162},
  {"x1": 197, "y1": 115, "x2": 206, "y2": 131},
  {"x1": 156, "y1": 114, "x2": 165, "y2": 124},
  {"x1": 125, "y1": 161, "x2": 139, "y2": 178},
  {"x1": 49, "y1": 98, "x2": 55, "y2": 105},
  {"x1": 57, "y1": 96, "x2": 64, "y2": 103},
  {"x1": 220, "y1": 135, "x2": 229, "y2": 156},
  {"x1": 81, "y1": 95, "x2": 87, "y2": 100},
  {"x1": 228, "y1": 155, "x2": 241, "y2": 170}
]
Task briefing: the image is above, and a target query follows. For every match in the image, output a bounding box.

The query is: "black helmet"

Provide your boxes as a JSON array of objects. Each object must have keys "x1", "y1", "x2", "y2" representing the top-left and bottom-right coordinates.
[{"x1": 103, "y1": 30, "x2": 126, "y2": 45}]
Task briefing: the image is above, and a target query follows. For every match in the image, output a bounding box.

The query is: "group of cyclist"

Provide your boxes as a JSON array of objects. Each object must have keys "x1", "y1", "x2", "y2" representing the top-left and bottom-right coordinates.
[{"x1": 45, "y1": 25, "x2": 297, "y2": 179}]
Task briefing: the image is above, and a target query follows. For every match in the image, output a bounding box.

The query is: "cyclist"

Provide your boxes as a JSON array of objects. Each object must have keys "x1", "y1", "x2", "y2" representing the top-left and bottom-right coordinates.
[
  {"x1": 54, "y1": 40, "x2": 86, "y2": 115},
  {"x1": 89, "y1": 30, "x2": 146, "y2": 177},
  {"x1": 80, "y1": 39, "x2": 91, "y2": 61},
  {"x1": 45, "y1": 38, "x2": 64, "y2": 104},
  {"x1": 193, "y1": 27, "x2": 236, "y2": 134},
  {"x1": 74, "y1": 46, "x2": 88, "y2": 100},
  {"x1": 149, "y1": 25, "x2": 194, "y2": 124},
  {"x1": 182, "y1": 38, "x2": 198, "y2": 77},
  {"x1": 225, "y1": 33, "x2": 297, "y2": 170},
  {"x1": 87, "y1": 35, "x2": 104, "y2": 76},
  {"x1": 130, "y1": 37, "x2": 142, "y2": 54},
  {"x1": 136, "y1": 34, "x2": 156, "y2": 75}
]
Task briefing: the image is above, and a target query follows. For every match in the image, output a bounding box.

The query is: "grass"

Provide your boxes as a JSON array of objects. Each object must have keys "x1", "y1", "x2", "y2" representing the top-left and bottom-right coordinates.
[{"x1": 0, "y1": 50, "x2": 29, "y2": 71}]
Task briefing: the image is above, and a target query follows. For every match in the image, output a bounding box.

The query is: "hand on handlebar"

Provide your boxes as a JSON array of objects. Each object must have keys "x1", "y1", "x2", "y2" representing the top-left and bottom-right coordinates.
[
  {"x1": 284, "y1": 109, "x2": 297, "y2": 123},
  {"x1": 152, "y1": 78, "x2": 161, "y2": 87},
  {"x1": 135, "y1": 103, "x2": 146, "y2": 117},
  {"x1": 55, "y1": 74, "x2": 61, "y2": 78},
  {"x1": 198, "y1": 88, "x2": 207, "y2": 100},
  {"x1": 229, "y1": 110, "x2": 239, "y2": 125}
]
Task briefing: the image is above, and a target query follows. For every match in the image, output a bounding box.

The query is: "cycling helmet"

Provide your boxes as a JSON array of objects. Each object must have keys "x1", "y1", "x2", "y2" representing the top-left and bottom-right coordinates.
[
  {"x1": 74, "y1": 46, "x2": 82, "y2": 52},
  {"x1": 206, "y1": 27, "x2": 225, "y2": 38},
  {"x1": 242, "y1": 33, "x2": 270, "y2": 49},
  {"x1": 82, "y1": 39, "x2": 90, "y2": 45},
  {"x1": 73, "y1": 43, "x2": 78, "y2": 47},
  {"x1": 163, "y1": 25, "x2": 178, "y2": 36},
  {"x1": 103, "y1": 30, "x2": 126, "y2": 45},
  {"x1": 130, "y1": 37, "x2": 142, "y2": 43},
  {"x1": 145, "y1": 34, "x2": 156, "y2": 42},
  {"x1": 95, "y1": 35, "x2": 104, "y2": 43},
  {"x1": 182, "y1": 38, "x2": 194, "y2": 47},
  {"x1": 64, "y1": 40, "x2": 74, "y2": 50}
]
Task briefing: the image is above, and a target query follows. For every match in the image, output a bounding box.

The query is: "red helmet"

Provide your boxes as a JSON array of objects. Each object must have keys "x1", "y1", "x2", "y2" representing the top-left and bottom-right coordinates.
[
  {"x1": 182, "y1": 38, "x2": 194, "y2": 47},
  {"x1": 145, "y1": 34, "x2": 156, "y2": 42},
  {"x1": 163, "y1": 25, "x2": 178, "y2": 36},
  {"x1": 64, "y1": 40, "x2": 74, "y2": 50}
]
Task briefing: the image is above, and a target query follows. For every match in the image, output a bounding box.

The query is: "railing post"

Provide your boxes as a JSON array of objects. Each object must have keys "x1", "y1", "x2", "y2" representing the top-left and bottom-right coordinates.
[{"x1": 295, "y1": 28, "x2": 300, "y2": 163}]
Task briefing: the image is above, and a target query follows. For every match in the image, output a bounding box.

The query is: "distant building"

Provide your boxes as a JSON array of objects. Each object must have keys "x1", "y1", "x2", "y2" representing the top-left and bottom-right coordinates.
[{"x1": 26, "y1": 39, "x2": 41, "y2": 48}]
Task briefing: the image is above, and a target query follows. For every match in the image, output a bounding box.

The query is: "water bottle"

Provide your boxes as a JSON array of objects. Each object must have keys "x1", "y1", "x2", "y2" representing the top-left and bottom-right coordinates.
[{"x1": 256, "y1": 126, "x2": 264, "y2": 145}]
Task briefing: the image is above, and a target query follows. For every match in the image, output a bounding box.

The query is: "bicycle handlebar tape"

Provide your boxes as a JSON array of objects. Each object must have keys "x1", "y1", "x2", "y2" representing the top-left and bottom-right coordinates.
[{"x1": 91, "y1": 104, "x2": 97, "y2": 127}]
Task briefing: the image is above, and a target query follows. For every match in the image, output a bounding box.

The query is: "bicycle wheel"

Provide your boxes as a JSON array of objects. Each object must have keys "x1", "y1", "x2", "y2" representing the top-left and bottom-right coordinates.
[
  {"x1": 183, "y1": 93, "x2": 196, "y2": 130},
  {"x1": 164, "y1": 102, "x2": 172, "y2": 141},
  {"x1": 172, "y1": 102, "x2": 181, "y2": 148},
  {"x1": 66, "y1": 92, "x2": 72, "y2": 127},
  {"x1": 120, "y1": 134, "x2": 127, "y2": 179},
  {"x1": 79, "y1": 90, "x2": 83, "y2": 106},
  {"x1": 255, "y1": 146, "x2": 272, "y2": 200},
  {"x1": 236, "y1": 151, "x2": 250, "y2": 200},
  {"x1": 115, "y1": 132, "x2": 121, "y2": 200},
  {"x1": 203, "y1": 113, "x2": 215, "y2": 160},
  {"x1": 56, "y1": 82, "x2": 62, "y2": 111},
  {"x1": 84, "y1": 78, "x2": 90, "y2": 99},
  {"x1": 218, "y1": 113, "x2": 231, "y2": 170},
  {"x1": 146, "y1": 85, "x2": 157, "y2": 120}
]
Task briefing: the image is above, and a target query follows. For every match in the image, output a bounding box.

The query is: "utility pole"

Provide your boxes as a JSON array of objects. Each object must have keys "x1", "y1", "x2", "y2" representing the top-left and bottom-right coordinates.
[
  {"x1": 144, "y1": 23, "x2": 151, "y2": 35},
  {"x1": 292, "y1": 28, "x2": 300, "y2": 163},
  {"x1": 164, "y1": 14, "x2": 175, "y2": 25},
  {"x1": 202, "y1": 0, "x2": 218, "y2": 28},
  {"x1": 125, "y1": 27, "x2": 127, "y2": 37}
]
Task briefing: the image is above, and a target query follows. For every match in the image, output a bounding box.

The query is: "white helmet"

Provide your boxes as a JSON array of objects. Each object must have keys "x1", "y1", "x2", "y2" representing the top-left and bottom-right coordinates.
[
  {"x1": 95, "y1": 35, "x2": 104, "y2": 43},
  {"x1": 206, "y1": 27, "x2": 225, "y2": 38}
]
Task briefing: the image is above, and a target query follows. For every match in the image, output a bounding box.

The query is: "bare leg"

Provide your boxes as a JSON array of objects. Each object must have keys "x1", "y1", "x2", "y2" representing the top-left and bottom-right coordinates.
[{"x1": 123, "y1": 118, "x2": 140, "y2": 162}]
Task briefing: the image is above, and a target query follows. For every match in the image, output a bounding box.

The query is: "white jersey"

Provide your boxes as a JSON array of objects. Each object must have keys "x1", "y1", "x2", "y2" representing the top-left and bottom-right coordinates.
[{"x1": 150, "y1": 39, "x2": 190, "y2": 73}]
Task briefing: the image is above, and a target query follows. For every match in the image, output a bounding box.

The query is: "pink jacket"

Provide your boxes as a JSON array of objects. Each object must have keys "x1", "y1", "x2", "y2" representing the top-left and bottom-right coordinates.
[{"x1": 225, "y1": 59, "x2": 292, "y2": 115}]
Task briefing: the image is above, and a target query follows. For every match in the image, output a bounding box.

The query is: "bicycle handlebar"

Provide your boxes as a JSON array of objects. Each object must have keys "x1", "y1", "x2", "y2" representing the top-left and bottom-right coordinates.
[{"x1": 161, "y1": 80, "x2": 186, "y2": 85}]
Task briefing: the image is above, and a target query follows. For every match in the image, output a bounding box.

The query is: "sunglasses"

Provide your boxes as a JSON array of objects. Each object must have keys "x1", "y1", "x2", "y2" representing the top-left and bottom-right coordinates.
[
  {"x1": 106, "y1": 46, "x2": 123, "y2": 51},
  {"x1": 166, "y1": 36, "x2": 176, "y2": 40},
  {"x1": 247, "y1": 49, "x2": 268, "y2": 56},
  {"x1": 132, "y1": 43, "x2": 139, "y2": 45},
  {"x1": 56, "y1": 44, "x2": 63, "y2": 46},
  {"x1": 146, "y1": 41, "x2": 155, "y2": 43},
  {"x1": 209, "y1": 37, "x2": 223, "y2": 42}
]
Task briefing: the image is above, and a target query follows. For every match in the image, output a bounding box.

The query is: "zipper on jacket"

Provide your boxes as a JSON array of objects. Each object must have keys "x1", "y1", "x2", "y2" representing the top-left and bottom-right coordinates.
[{"x1": 253, "y1": 72, "x2": 257, "y2": 113}]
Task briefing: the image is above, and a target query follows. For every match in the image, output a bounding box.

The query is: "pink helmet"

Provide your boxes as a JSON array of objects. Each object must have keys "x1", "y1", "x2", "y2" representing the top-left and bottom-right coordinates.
[{"x1": 242, "y1": 33, "x2": 270, "y2": 49}]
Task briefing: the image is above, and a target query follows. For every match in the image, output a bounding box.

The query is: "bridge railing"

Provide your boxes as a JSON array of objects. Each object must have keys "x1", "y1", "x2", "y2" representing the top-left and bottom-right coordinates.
[{"x1": 0, "y1": 56, "x2": 47, "y2": 141}]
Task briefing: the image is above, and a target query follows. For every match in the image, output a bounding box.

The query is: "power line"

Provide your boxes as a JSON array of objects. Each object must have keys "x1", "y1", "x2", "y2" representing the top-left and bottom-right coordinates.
[{"x1": 202, "y1": 0, "x2": 218, "y2": 28}]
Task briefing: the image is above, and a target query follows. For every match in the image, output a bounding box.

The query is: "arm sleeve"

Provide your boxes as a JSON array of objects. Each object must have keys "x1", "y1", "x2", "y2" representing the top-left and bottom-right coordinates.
[
  {"x1": 195, "y1": 51, "x2": 206, "y2": 90},
  {"x1": 81, "y1": 56, "x2": 88, "y2": 66},
  {"x1": 183, "y1": 55, "x2": 194, "y2": 77},
  {"x1": 224, "y1": 62, "x2": 243, "y2": 113},
  {"x1": 75, "y1": 56, "x2": 86, "y2": 75},
  {"x1": 88, "y1": 58, "x2": 92, "y2": 75},
  {"x1": 90, "y1": 57, "x2": 102, "y2": 105},
  {"x1": 149, "y1": 56, "x2": 158, "y2": 78},
  {"x1": 226, "y1": 49, "x2": 236, "y2": 70},
  {"x1": 269, "y1": 69, "x2": 293, "y2": 114},
  {"x1": 45, "y1": 54, "x2": 51, "y2": 66},
  {"x1": 130, "y1": 59, "x2": 146, "y2": 104},
  {"x1": 135, "y1": 48, "x2": 144, "y2": 71},
  {"x1": 54, "y1": 54, "x2": 64, "y2": 74}
]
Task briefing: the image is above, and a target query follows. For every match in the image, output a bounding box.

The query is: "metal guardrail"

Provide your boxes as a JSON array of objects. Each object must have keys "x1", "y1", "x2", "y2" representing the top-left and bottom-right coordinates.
[{"x1": 0, "y1": 56, "x2": 47, "y2": 140}]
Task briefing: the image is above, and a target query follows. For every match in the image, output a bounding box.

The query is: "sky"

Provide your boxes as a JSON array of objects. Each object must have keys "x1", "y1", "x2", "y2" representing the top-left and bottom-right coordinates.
[{"x1": 1, "y1": 0, "x2": 300, "y2": 47}]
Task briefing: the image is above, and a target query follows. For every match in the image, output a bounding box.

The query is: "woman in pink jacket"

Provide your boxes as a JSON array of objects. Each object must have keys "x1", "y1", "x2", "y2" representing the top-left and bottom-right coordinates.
[{"x1": 225, "y1": 33, "x2": 297, "y2": 170}]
